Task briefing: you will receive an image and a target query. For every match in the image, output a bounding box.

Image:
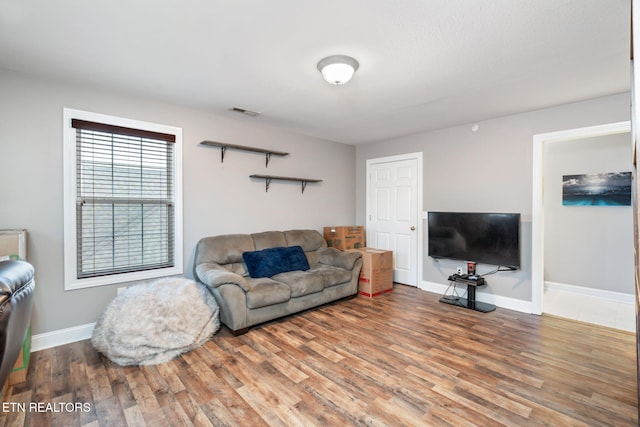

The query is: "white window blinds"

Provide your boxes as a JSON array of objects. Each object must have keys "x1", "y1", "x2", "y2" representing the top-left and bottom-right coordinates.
[{"x1": 71, "y1": 119, "x2": 176, "y2": 279}]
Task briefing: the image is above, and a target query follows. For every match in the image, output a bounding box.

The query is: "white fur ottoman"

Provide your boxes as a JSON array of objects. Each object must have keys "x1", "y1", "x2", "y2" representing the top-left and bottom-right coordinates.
[{"x1": 91, "y1": 277, "x2": 220, "y2": 366}]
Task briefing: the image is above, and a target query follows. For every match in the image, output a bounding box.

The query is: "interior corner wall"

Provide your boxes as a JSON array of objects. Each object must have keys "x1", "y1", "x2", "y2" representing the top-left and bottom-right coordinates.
[
  {"x1": 543, "y1": 133, "x2": 633, "y2": 294},
  {"x1": 0, "y1": 69, "x2": 356, "y2": 336},
  {"x1": 355, "y1": 92, "x2": 630, "y2": 304}
]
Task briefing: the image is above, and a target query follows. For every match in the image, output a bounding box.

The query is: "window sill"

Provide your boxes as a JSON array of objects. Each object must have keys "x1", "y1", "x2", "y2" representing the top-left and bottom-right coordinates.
[{"x1": 64, "y1": 265, "x2": 183, "y2": 291}]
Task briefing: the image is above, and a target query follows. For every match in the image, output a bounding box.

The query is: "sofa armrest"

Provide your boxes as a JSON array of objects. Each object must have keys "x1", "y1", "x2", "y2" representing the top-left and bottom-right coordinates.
[
  {"x1": 195, "y1": 262, "x2": 250, "y2": 292},
  {"x1": 317, "y1": 247, "x2": 361, "y2": 270}
]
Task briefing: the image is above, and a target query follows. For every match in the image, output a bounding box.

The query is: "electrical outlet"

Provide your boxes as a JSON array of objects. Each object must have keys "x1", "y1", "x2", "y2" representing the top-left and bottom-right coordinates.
[{"x1": 456, "y1": 267, "x2": 463, "y2": 275}]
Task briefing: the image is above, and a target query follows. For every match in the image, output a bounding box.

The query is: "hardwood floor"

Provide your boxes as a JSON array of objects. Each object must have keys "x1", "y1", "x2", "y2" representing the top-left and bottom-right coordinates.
[{"x1": 1, "y1": 284, "x2": 637, "y2": 426}]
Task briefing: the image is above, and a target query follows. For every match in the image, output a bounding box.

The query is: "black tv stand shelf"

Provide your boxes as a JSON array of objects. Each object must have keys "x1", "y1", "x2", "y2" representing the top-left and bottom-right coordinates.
[
  {"x1": 439, "y1": 274, "x2": 496, "y2": 313},
  {"x1": 447, "y1": 274, "x2": 485, "y2": 286}
]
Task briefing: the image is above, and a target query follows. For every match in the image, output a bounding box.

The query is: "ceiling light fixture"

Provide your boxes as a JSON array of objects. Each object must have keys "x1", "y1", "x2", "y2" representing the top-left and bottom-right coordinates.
[{"x1": 317, "y1": 55, "x2": 359, "y2": 85}]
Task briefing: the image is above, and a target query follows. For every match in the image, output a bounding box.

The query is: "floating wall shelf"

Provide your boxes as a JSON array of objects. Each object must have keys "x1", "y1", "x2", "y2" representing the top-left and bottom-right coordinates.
[
  {"x1": 250, "y1": 174, "x2": 322, "y2": 194},
  {"x1": 200, "y1": 141, "x2": 289, "y2": 167}
]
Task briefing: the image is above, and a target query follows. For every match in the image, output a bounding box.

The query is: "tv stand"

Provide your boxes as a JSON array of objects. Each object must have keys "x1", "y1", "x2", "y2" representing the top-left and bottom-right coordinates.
[{"x1": 439, "y1": 274, "x2": 496, "y2": 313}]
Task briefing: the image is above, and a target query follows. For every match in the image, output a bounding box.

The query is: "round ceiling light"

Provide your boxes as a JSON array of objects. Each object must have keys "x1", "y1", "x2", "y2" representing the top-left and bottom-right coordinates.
[{"x1": 317, "y1": 55, "x2": 359, "y2": 85}]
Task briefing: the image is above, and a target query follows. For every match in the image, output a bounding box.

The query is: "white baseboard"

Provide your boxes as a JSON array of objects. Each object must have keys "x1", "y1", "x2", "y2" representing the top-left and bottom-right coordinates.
[
  {"x1": 545, "y1": 281, "x2": 634, "y2": 304},
  {"x1": 32, "y1": 322, "x2": 95, "y2": 352},
  {"x1": 419, "y1": 280, "x2": 535, "y2": 314}
]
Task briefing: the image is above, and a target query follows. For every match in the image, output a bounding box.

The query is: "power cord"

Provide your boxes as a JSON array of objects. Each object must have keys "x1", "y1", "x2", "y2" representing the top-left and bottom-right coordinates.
[
  {"x1": 479, "y1": 265, "x2": 517, "y2": 277},
  {"x1": 441, "y1": 280, "x2": 467, "y2": 302}
]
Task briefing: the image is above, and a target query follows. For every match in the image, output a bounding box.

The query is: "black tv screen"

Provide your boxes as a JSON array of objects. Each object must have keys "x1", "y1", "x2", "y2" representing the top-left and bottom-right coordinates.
[{"x1": 428, "y1": 211, "x2": 521, "y2": 269}]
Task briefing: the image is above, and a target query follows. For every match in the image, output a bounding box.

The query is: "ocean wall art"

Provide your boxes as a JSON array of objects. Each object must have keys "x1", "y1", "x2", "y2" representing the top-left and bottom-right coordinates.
[{"x1": 562, "y1": 172, "x2": 632, "y2": 206}]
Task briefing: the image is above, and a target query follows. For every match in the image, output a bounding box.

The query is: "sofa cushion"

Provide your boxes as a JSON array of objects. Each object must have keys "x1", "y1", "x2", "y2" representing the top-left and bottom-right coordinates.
[
  {"x1": 195, "y1": 234, "x2": 255, "y2": 265},
  {"x1": 243, "y1": 246, "x2": 310, "y2": 278},
  {"x1": 308, "y1": 264, "x2": 352, "y2": 288},
  {"x1": 245, "y1": 278, "x2": 292, "y2": 309},
  {"x1": 283, "y1": 229, "x2": 327, "y2": 252},
  {"x1": 318, "y1": 247, "x2": 361, "y2": 270},
  {"x1": 273, "y1": 271, "x2": 324, "y2": 297},
  {"x1": 252, "y1": 231, "x2": 288, "y2": 250}
]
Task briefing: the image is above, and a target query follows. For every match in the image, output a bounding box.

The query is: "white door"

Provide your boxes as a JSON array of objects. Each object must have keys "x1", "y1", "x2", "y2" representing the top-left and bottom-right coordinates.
[{"x1": 367, "y1": 154, "x2": 421, "y2": 286}]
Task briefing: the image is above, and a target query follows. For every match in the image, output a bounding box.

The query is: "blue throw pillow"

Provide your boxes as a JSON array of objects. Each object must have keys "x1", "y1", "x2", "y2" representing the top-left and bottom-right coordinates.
[{"x1": 242, "y1": 246, "x2": 310, "y2": 278}]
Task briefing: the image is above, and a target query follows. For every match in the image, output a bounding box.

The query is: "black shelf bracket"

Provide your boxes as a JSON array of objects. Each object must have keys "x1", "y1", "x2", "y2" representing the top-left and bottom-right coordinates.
[{"x1": 220, "y1": 145, "x2": 227, "y2": 163}]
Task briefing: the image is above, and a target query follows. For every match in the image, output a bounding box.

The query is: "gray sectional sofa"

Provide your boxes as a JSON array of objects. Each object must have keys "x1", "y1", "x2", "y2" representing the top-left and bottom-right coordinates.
[{"x1": 193, "y1": 229, "x2": 363, "y2": 335}]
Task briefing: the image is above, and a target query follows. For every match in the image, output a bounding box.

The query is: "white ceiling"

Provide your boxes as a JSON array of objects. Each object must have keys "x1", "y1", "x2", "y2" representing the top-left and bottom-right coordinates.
[{"x1": 0, "y1": 0, "x2": 631, "y2": 145}]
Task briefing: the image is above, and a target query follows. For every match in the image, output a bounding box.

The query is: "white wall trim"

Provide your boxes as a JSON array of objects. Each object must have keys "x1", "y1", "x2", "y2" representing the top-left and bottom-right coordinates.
[
  {"x1": 545, "y1": 281, "x2": 634, "y2": 305},
  {"x1": 531, "y1": 121, "x2": 631, "y2": 315},
  {"x1": 32, "y1": 322, "x2": 95, "y2": 352},
  {"x1": 366, "y1": 152, "x2": 423, "y2": 286},
  {"x1": 419, "y1": 280, "x2": 534, "y2": 314},
  {"x1": 62, "y1": 108, "x2": 184, "y2": 291}
]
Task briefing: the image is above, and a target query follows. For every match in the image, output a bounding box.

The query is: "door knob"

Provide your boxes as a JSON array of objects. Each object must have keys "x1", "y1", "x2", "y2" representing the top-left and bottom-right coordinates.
[{"x1": 410, "y1": 226, "x2": 416, "y2": 231}]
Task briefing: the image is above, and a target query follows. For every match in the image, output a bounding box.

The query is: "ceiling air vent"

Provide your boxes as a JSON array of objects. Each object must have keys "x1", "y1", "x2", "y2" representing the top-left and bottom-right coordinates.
[{"x1": 230, "y1": 106, "x2": 261, "y2": 117}]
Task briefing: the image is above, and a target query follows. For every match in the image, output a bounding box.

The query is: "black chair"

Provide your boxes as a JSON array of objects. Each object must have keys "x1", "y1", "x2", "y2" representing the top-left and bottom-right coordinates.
[{"x1": 0, "y1": 260, "x2": 35, "y2": 389}]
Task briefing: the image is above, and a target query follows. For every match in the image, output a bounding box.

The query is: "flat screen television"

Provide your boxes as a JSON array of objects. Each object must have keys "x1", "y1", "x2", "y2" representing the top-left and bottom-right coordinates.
[{"x1": 428, "y1": 211, "x2": 521, "y2": 269}]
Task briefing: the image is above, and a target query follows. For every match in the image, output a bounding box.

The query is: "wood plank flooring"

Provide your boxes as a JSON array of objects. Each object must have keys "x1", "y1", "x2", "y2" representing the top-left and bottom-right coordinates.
[{"x1": 1, "y1": 284, "x2": 637, "y2": 426}]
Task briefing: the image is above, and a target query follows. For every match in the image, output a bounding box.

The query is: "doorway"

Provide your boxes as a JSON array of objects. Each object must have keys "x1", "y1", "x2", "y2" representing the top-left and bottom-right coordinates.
[
  {"x1": 531, "y1": 121, "x2": 631, "y2": 318},
  {"x1": 366, "y1": 153, "x2": 423, "y2": 286}
]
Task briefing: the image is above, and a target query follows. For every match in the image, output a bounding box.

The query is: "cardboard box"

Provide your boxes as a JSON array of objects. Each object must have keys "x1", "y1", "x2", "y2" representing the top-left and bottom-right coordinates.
[
  {"x1": 324, "y1": 226, "x2": 365, "y2": 250},
  {"x1": 9, "y1": 326, "x2": 31, "y2": 385},
  {"x1": 348, "y1": 248, "x2": 394, "y2": 298},
  {"x1": 0, "y1": 229, "x2": 27, "y2": 261}
]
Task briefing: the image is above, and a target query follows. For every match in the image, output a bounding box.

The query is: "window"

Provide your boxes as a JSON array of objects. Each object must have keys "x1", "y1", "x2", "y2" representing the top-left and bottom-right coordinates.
[{"x1": 63, "y1": 109, "x2": 183, "y2": 290}]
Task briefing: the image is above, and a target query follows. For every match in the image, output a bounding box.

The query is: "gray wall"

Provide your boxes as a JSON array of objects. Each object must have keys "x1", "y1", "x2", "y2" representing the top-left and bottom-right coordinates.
[
  {"x1": 0, "y1": 69, "x2": 356, "y2": 335},
  {"x1": 544, "y1": 132, "x2": 633, "y2": 294},
  {"x1": 356, "y1": 93, "x2": 630, "y2": 303}
]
